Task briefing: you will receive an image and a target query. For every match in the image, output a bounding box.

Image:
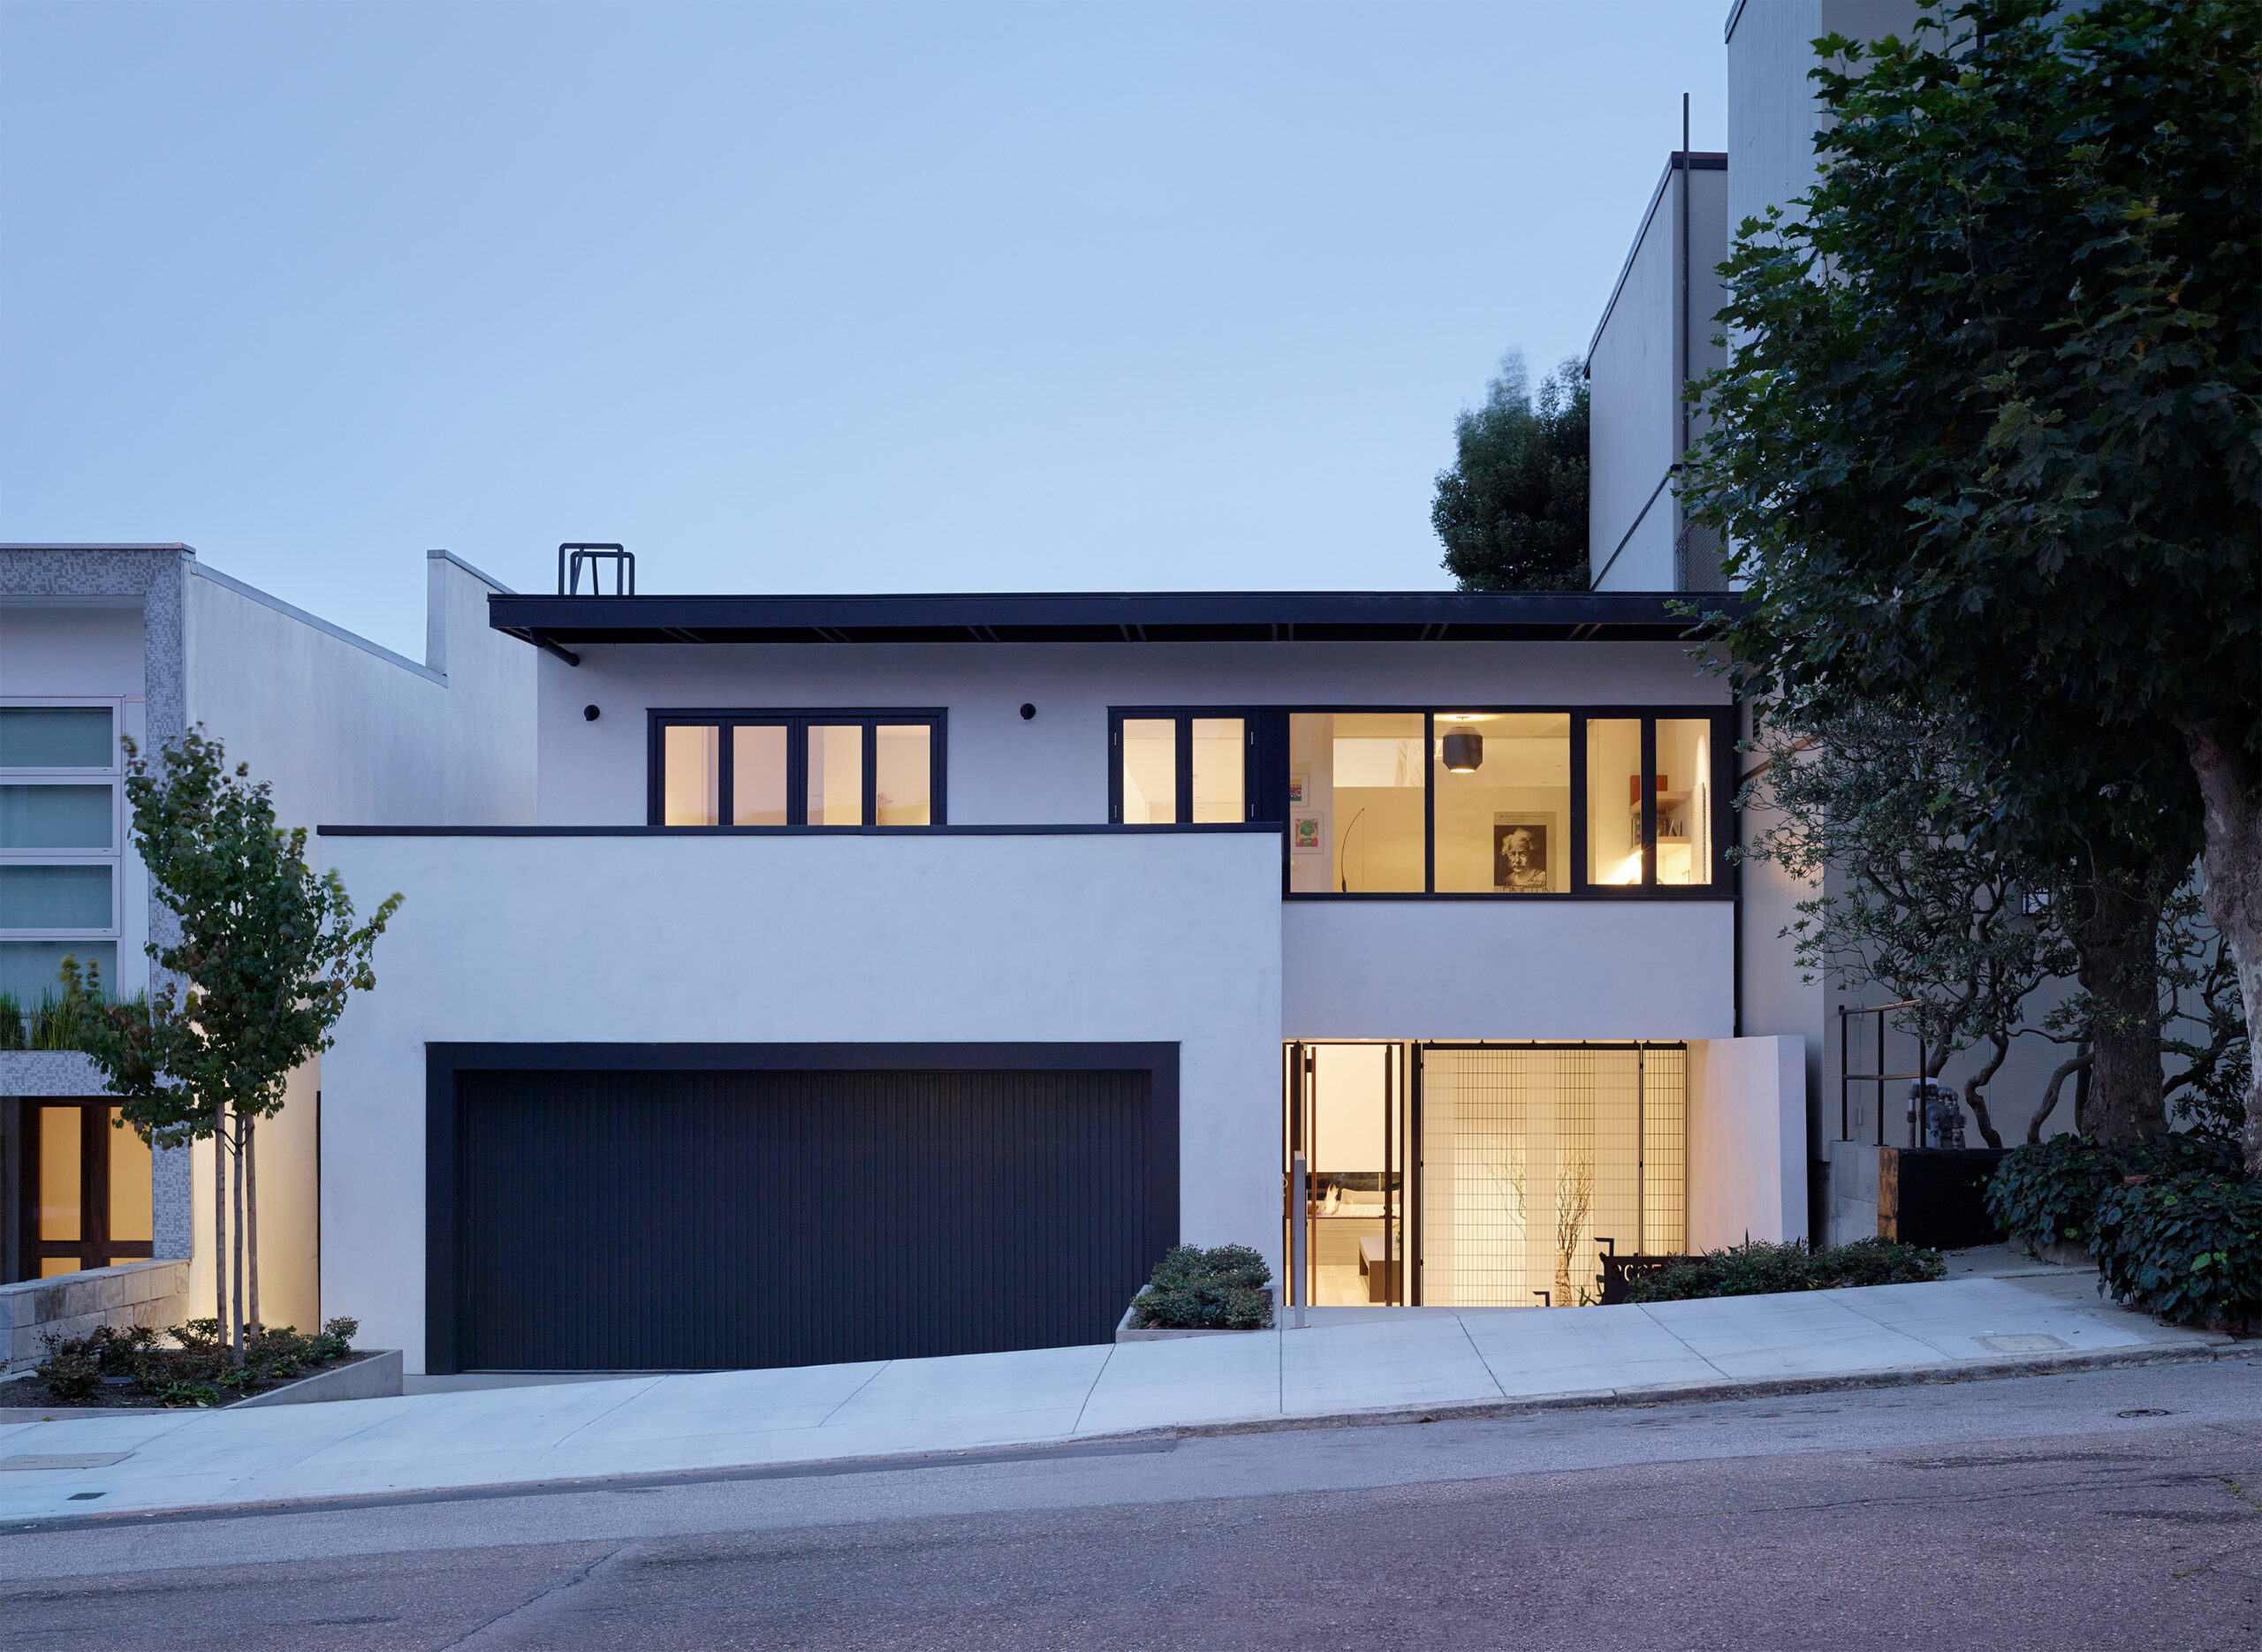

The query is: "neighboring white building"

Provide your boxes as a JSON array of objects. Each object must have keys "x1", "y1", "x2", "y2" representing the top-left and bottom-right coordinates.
[{"x1": 0, "y1": 544, "x2": 535, "y2": 1332}]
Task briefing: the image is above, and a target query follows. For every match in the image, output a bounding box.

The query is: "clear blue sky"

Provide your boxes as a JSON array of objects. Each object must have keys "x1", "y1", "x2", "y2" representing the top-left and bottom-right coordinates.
[{"x1": 1, "y1": 1, "x2": 1727, "y2": 658}]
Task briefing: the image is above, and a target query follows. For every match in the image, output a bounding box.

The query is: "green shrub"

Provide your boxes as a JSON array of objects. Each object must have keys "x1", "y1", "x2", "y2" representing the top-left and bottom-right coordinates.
[
  {"x1": 0, "y1": 994, "x2": 24, "y2": 1050},
  {"x1": 1128, "y1": 1245, "x2": 1273, "y2": 1330},
  {"x1": 1623, "y1": 1237, "x2": 1944, "y2": 1303},
  {"x1": 1987, "y1": 1134, "x2": 2244, "y2": 1254},
  {"x1": 27, "y1": 1315, "x2": 359, "y2": 1406},
  {"x1": 2091, "y1": 1173, "x2": 2262, "y2": 1330}
]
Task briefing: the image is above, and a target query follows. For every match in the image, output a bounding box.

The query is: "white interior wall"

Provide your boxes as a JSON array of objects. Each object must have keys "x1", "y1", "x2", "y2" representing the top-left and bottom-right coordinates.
[
  {"x1": 535, "y1": 639, "x2": 1728, "y2": 828},
  {"x1": 318, "y1": 829, "x2": 1283, "y2": 1373},
  {"x1": 1686, "y1": 1034, "x2": 1805, "y2": 1249}
]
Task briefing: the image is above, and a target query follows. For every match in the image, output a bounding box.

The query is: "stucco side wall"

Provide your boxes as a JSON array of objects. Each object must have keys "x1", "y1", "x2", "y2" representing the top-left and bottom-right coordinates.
[
  {"x1": 1284, "y1": 900, "x2": 1735, "y2": 1041},
  {"x1": 535, "y1": 640, "x2": 1728, "y2": 828},
  {"x1": 318, "y1": 830, "x2": 1284, "y2": 1374},
  {"x1": 1687, "y1": 1034, "x2": 1806, "y2": 1249}
]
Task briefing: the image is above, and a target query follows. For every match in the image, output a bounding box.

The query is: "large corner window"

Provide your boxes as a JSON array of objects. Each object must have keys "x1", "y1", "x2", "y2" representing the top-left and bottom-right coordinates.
[
  {"x1": 0, "y1": 703, "x2": 123, "y2": 1004},
  {"x1": 1110, "y1": 713, "x2": 1251, "y2": 824},
  {"x1": 1116, "y1": 705, "x2": 1727, "y2": 898},
  {"x1": 649, "y1": 711, "x2": 945, "y2": 827}
]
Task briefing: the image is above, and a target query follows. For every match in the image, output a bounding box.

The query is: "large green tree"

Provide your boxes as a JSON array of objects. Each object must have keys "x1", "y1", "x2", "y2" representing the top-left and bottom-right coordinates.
[
  {"x1": 85, "y1": 729, "x2": 399, "y2": 1353},
  {"x1": 1683, "y1": 0, "x2": 2259, "y2": 1148},
  {"x1": 1434, "y1": 352, "x2": 1590, "y2": 590}
]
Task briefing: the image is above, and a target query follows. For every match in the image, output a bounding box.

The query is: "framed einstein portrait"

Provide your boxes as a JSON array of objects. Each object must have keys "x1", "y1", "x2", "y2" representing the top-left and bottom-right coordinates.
[{"x1": 1492, "y1": 812, "x2": 1558, "y2": 893}]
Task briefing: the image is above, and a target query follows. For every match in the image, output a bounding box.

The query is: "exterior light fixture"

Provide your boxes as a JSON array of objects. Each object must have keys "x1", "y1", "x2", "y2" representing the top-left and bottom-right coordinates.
[
  {"x1": 582, "y1": 704, "x2": 601, "y2": 722},
  {"x1": 1020, "y1": 703, "x2": 1036, "y2": 721},
  {"x1": 1441, "y1": 730, "x2": 1483, "y2": 772}
]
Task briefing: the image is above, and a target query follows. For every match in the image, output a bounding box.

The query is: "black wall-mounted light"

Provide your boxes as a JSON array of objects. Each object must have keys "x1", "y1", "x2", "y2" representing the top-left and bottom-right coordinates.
[
  {"x1": 1020, "y1": 703, "x2": 1036, "y2": 721},
  {"x1": 582, "y1": 704, "x2": 601, "y2": 722},
  {"x1": 1441, "y1": 729, "x2": 1484, "y2": 772}
]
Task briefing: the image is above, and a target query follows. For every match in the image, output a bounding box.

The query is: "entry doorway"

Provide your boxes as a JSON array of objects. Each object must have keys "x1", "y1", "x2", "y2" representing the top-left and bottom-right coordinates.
[
  {"x1": 1283, "y1": 1042, "x2": 1409, "y2": 1307},
  {"x1": 11, "y1": 1100, "x2": 154, "y2": 1280}
]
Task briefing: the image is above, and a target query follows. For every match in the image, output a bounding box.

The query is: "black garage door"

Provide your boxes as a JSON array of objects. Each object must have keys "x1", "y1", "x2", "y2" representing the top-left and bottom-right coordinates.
[{"x1": 444, "y1": 1065, "x2": 1165, "y2": 1372}]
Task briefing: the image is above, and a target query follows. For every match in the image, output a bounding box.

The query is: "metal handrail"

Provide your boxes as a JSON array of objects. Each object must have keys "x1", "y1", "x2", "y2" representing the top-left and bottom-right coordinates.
[
  {"x1": 558, "y1": 542, "x2": 634, "y2": 596},
  {"x1": 1839, "y1": 1001, "x2": 1926, "y2": 1148}
]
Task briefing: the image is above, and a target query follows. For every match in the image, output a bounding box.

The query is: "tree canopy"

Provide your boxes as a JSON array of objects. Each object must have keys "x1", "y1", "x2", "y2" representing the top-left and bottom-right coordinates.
[
  {"x1": 1682, "y1": 0, "x2": 2259, "y2": 1147},
  {"x1": 1434, "y1": 352, "x2": 1590, "y2": 591}
]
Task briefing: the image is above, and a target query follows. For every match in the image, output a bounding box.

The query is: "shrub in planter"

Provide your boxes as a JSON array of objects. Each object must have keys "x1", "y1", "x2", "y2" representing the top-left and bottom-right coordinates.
[
  {"x1": 1623, "y1": 1237, "x2": 1944, "y2": 1303},
  {"x1": 2091, "y1": 1174, "x2": 2262, "y2": 1330},
  {"x1": 1987, "y1": 1134, "x2": 2244, "y2": 1254},
  {"x1": 1127, "y1": 1244, "x2": 1273, "y2": 1330}
]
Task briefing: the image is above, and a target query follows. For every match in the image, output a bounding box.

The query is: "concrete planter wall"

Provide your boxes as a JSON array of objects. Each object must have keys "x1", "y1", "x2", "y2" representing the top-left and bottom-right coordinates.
[
  {"x1": 235, "y1": 1349, "x2": 403, "y2": 1407},
  {"x1": 0, "y1": 1260, "x2": 190, "y2": 1375}
]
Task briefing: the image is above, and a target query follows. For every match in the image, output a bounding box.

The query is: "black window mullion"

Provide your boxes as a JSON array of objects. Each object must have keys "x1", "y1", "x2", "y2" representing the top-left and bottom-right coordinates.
[
  {"x1": 786, "y1": 717, "x2": 808, "y2": 826},
  {"x1": 862, "y1": 722, "x2": 878, "y2": 826},
  {"x1": 717, "y1": 721, "x2": 736, "y2": 829},
  {"x1": 1569, "y1": 713, "x2": 1590, "y2": 894},
  {"x1": 1423, "y1": 712, "x2": 1436, "y2": 893},
  {"x1": 1640, "y1": 717, "x2": 1659, "y2": 890},
  {"x1": 1108, "y1": 715, "x2": 1123, "y2": 824}
]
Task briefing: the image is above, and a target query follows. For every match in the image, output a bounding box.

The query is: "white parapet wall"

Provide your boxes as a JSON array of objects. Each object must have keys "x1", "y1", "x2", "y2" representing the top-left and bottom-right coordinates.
[
  {"x1": 1686, "y1": 1035, "x2": 1808, "y2": 1251},
  {"x1": 317, "y1": 826, "x2": 1286, "y2": 1373}
]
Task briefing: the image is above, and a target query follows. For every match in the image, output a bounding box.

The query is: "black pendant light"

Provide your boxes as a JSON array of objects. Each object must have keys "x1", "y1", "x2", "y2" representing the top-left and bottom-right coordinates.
[{"x1": 1441, "y1": 729, "x2": 1484, "y2": 772}]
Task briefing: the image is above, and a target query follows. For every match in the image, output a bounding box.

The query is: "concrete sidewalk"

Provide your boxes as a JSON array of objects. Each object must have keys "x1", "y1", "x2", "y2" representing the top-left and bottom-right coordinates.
[{"x1": 0, "y1": 1274, "x2": 2239, "y2": 1525}]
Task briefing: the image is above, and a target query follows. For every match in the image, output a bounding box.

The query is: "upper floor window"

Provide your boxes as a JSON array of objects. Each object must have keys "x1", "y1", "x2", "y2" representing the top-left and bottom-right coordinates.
[
  {"x1": 1112, "y1": 704, "x2": 1728, "y2": 898},
  {"x1": 0, "y1": 703, "x2": 124, "y2": 1004},
  {"x1": 649, "y1": 711, "x2": 945, "y2": 827}
]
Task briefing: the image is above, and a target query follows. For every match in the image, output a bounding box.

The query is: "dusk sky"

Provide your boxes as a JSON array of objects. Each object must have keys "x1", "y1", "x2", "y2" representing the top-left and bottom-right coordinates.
[{"x1": 2, "y1": 2, "x2": 1728, "y2": 658}]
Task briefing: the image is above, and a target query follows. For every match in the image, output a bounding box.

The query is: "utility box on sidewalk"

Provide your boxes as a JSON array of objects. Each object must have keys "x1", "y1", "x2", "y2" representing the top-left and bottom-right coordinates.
[{"x1": 1879, "y1": 1148, "x2": 2008, "y2": 1250}]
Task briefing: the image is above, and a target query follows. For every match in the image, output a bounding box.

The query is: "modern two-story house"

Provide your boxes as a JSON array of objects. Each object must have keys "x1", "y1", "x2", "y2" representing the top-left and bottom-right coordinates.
[{"x1": 311, "y1": 583, "x2": 1805, "y2": 1375}]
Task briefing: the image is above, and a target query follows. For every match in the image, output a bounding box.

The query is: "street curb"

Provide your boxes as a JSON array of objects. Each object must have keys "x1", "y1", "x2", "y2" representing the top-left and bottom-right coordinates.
[
  {"x1": 1157, "y1": 1336, "x2": 2259, "y2": 1440},
  {"x1": 1, "y1": 1336, "x2": 2249, "y2": 1534}
]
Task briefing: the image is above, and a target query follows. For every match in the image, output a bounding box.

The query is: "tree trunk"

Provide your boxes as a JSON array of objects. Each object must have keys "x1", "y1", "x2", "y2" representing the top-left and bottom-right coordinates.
[
  {"x1": 2028, "y1": 1048, "x2": 2089, "y2": 1143},
  {"x1": 2068, "y1": 863, "x2": 2167, "y2": 1143},
  {"x1": 1959, "y1": 1034, "x2": 2009, "y2": 1149},
  {"x1": 2182, "y1": 717, "x2": 2262, "y2": 1174},
  {"x1": 246, "y1": 1113, "x2": 260, "y2": 1341},
  {"x1": 212, "y1": 1101, "x2": 226, "y2": 1341},
  {"x1": 230, "y1": 1111, "x2": 245, "y2": 1356}
]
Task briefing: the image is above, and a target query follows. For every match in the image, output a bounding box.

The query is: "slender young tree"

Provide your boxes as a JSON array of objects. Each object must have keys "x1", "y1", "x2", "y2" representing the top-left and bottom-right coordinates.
[
  {"x1": 1681, "y1": 0, "x2": 2258, "y2": 1145},
  {"x1": 81, "y1": 728, "x2": 399, "y2": 1353}
]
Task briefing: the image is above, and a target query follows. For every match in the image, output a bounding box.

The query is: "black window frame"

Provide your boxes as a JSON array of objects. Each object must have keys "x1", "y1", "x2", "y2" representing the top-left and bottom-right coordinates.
[
  {"x1": 647, "y1": 709, "x2": 948, "y2": 828},
  {"x1": 1109, "y1": 703, "x2": 1734, "y2": 899},
  {"x1": 1106, "y1": 709, "x2": 1259, "y2": 825}
]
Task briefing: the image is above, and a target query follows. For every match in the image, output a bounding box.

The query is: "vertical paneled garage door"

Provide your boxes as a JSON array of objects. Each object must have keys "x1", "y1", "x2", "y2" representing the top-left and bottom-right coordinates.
[{"x1": 447, "y1": 1066, "x2": 1162, "y2": 1372}]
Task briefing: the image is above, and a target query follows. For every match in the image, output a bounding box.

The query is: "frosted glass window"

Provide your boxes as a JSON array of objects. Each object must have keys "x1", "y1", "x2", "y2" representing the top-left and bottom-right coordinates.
[
  {"x1": 0, "y1": 707, "x2": 113, "y2": 769},
  {"x1": 1654, "y1": 719, "x2": 1713, "y2": 886},
  {"x1": 0, "y1": 785, "x2": 112, "y2": 849},
  {"x1": 109, "y1": 1109, "x2": 152, "y2": 1244},
  {"x1": 1432, "y1": 714, "x2": 1570, "y2": 893},
  {"x1": 1120, "y1": 719, "x2": 1176, "y2": 824},
  {"x1": 807, "y1": 725, "x2": 864, "y2": 826},
  {"x1": 731, "y1": 726, "x2": 788, "y2": 826},
  {"x1": 1189, "y1": 718, "x2": 1245, "y2": 823},
  {"x1": 0, "y1": 865, "x2": 112, "y2": 929},
  {"x1": 0, "y1": 942, "x2": 116, "y2": 1002},
  {"x1": 38, "y1": 1108, "x2": 80, "y2": 1242},
  {"x1": 1586, "y1": 719, "x2": 1643, "y2": 886},
  {"x1": 874, "y1": 726, "x2": 931, "y2": 826},
  {"x1": 663, "y1": 724, "x2": 719, "y2": 826}
]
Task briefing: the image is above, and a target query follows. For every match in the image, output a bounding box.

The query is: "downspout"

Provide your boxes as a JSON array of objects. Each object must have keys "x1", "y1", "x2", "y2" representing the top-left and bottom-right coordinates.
[{"x1": 1677, "y1": 93, "x2": 1691, "y2": 586}]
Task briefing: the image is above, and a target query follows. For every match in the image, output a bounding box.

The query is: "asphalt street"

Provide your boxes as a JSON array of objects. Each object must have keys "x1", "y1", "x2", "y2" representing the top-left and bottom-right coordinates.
[{"x1": 2, "y1": 1359, "x2": 2259, "y2": 1650}]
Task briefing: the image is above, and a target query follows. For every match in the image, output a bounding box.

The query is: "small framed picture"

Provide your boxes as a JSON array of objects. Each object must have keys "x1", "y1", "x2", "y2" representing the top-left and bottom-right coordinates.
[
  {"x1": 1291, "y1": 812, "x2": 1326, "y2": 856},
  {"x1": 1492, "y1": 812, "x2": 1558, "y2": 892},
  {"x1": 1287, "y1": 773, "x2": 1308, "y2": 808}
]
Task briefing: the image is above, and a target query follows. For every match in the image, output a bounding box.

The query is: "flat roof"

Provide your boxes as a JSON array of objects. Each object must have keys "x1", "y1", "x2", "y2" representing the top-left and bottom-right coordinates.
[{"x1": 486, "y1": 589, "x2": 1727, "y2": 649}]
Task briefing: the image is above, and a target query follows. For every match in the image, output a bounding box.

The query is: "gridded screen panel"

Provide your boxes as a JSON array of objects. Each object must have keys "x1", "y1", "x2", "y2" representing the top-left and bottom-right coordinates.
[
  {"x1": 1420, "y1": 1047, "x2": 1660, "y2": 1307},
  {"x1": 1642, "y1": 1046, "x2": 1688, "y2": 1258}
]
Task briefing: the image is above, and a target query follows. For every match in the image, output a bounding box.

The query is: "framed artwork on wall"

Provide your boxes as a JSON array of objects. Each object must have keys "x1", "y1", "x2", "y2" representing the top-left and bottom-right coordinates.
[
  {"x1": 1291, "y1": 812, "x2": 1326, "y2": 856},
  {"x1": 1492, "y1": 813, "x2": 1557, "y2": 892},
  {"x1": 1287, "y1": 773, "x2": 1308, "y2": 808}
]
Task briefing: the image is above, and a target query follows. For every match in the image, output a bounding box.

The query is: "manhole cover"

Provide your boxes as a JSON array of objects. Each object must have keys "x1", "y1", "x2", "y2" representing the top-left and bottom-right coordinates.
[{"x1": 2117, "y1": 1408, "x2": 2173, "y2": 1418}]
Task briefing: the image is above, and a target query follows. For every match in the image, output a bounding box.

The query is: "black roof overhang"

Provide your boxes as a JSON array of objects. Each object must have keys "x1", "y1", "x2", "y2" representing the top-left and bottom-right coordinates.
[{"x1": 487, "y1": 590, "x2": 1736, "y2": 649}]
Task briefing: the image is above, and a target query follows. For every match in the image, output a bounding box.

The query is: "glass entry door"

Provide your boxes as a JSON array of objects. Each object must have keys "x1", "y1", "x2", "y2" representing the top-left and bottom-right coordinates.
[{"x1": 1284, "y1": 1042, "x2": 1409, "y2": 1307}]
